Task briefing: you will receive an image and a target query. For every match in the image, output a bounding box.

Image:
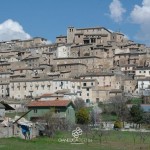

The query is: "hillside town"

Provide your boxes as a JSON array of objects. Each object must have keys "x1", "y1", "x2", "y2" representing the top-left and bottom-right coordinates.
[{"x1": 0, "y1": 26, "x2": 150, "y2": 104}]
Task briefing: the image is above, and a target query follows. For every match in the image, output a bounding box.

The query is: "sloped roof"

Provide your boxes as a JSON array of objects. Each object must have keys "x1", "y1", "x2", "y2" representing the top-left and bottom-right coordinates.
[
  {"x1": 28, "y1": 100, "x2": 72, "y2": 107},
  {"x1": 0, "y1": 102, "x2": 15, "y2": 110},
  {"x1": 40, "y1": 93, "x2": 53, "y2": 97}
]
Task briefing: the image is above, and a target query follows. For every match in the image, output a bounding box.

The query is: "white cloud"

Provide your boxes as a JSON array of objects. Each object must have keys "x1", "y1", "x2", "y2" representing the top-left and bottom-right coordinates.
[
  {"x1": 0, "y1": 19, "x2": 31, "y2": 41},
  {"x1": 109, "y1": 0, "x2": 126, "y2": 22},
  {"x1": 44, "y1": 40, "x2": 52, "y2": 44},
  {"x1": 130, "y1": 0, "x2": 150, "y2": 43}
]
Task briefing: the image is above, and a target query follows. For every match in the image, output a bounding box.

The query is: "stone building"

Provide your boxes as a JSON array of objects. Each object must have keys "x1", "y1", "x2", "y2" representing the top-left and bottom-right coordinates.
[{"x1": 67, "y1": 27, "x2": 112, "y2": 44}]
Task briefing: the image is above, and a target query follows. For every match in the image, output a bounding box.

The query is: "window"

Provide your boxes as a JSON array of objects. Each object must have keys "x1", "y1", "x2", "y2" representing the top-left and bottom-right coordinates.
[
  {"x1": 91, "y1": 38, "x2": 96, "y2": 43},
  {"x1": 77, "y1": 86, "x2": 80, "y2": 89},
  {"x1": 87, "y1": 93, "x2": 89, "y2": 96},
  {"x1": 139, "y1": 71, "x2": 141, "y2": 73},
  {"x1": 83, "y1": 83, "x2": 86, "y2": 86},
  {"x1": 34, "y1": 109, "x2": 37, "y2": 113},
  {"x1": 86, "y1": 88, "x2": 89, "y2": 91},
  {"x1": 55, "y1": 109, "x2": 60, "y2": 113},
  {"x1": 96, "y1": 98, "x2": 99, "y2": 103},
  {"x1": 47, "y1": 85, "x2": 50, "y2": 90},
  {"x1": 17, "y1": 85, "x2": 20, "y2": 90},
  {"x1": 91, "y1": 82, "x2": 93, "y2": 86},
  {"x1": 41, "y1": 85, "x2": 45, "y2": 89},
  {"x1": 86, "y1": 99, "x2": 90, "y2": 103}
]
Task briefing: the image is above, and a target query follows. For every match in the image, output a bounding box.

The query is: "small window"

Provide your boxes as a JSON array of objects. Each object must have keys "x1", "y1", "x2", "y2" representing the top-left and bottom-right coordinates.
[
  {"x1": 34, "y1": 109, "x2": 37, "y2": 113},
  {"x1": 55, "y1": 109, "x2": 60, "y2": 113},
  {"x1": 83, "y1": 83, "x2": 86, "y2": 86},
  {"x1": 86, "y1": 99, "x2": 90, "y2": 103},
  {"x1": 96, "y1": 98, "x2": 99, "y2": 103},
  {"x1": 86, "y1": 88, "x2": 89, "y2": 91},
  {"x1": 87, "y1": 93, "x2": 89, "y2": 96}
]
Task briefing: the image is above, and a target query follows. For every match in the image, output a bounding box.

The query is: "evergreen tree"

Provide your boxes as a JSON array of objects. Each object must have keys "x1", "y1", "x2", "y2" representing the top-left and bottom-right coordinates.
[{"x1": 130, "y1": 104, "x2": 144, "y2": 124}]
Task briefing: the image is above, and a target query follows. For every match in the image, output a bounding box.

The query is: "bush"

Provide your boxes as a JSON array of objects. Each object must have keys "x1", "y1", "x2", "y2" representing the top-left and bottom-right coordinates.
[
  {"x1": 76, "y1": 108, "x2": 89, "y2": 124},
  {"x1": 114, "y1": 120, "x2": 123, "y2": 129}
]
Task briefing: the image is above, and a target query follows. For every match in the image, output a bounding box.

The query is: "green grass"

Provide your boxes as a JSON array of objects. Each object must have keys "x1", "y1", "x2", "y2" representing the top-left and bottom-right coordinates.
[
  {"x1": 5, "y1": 112, "x2": 27, "y2": 119},
  {"x1": 127, "y1": 98, "x2": 142, "y2": 104},
  {"x1": 101, "y1": 113, "x2": 118, "y2": 121},
  {"x1": 0, "y1": 131, "x2": 150, "y2": 150}
]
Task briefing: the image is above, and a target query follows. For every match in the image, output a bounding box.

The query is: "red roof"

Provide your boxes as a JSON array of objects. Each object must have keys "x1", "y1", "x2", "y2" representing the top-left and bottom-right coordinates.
[
  {"x1": 28, "y1": 100, "x2": 71, "y2": 107},
  {"x1": 40, "y1": 93, "x2": 52, "y2": 97}
]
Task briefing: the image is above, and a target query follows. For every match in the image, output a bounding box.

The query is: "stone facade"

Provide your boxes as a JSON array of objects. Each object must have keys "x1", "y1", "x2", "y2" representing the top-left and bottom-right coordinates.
[{"x1": 0, "y1": 26, "x2": 149, "y2": 105}]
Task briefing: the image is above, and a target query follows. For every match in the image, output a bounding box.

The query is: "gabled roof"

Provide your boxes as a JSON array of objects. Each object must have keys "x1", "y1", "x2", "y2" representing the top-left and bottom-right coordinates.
[{"x1": 28, "y1": 100, "x2": 72, "y2": 107}]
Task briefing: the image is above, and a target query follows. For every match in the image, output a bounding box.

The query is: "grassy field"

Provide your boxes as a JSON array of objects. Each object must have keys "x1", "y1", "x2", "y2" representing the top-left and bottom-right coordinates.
[
  {"x1": 0, "y1": 131, "x2": 150, "y2": 150},
  {"x1": 101, "y1": 113, "x2": 117, "y2": 121},
  {"x1": 5, "y1": 112, "x2": 27, "y2": 119}
]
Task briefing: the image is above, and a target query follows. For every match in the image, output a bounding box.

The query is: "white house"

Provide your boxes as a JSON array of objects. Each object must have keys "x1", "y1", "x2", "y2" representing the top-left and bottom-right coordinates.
[
  {"x1": 137, "y1": 78, "x2": 150, "y2": 95},
  {"x1": 135, "y1": 67, "x2": 150, "y2": 79},
  {"x1": 56, "y1": 45, "x2": 70, "y2": 58}
]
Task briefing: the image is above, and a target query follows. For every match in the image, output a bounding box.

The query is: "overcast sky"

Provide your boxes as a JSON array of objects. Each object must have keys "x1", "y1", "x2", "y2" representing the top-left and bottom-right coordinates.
[{"x1": 0, "y1": 0, "x2": 149, "y2": 45}]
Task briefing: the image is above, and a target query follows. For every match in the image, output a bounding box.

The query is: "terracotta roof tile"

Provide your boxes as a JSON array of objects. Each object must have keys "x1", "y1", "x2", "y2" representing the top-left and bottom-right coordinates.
[{"x1": 28, "y1": 100, "x2": 71, "y2": 107}]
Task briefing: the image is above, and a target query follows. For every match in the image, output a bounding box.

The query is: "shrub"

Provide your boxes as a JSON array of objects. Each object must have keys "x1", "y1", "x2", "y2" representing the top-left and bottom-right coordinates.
[
  {"x1": 114, "y1": 120, "x2": 123, "y2": 129},
  {"x1": 76, "y1": 108, "x2": 89, "y2": 124}
]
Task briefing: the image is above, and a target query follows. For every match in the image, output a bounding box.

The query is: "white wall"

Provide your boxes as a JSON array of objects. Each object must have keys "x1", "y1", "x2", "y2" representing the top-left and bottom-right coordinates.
[{"x1": 57, "y1": 45, "x2": 70, "y2": 58}]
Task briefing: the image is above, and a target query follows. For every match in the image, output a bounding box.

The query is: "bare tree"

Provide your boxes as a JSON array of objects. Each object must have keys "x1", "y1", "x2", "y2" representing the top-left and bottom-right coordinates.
[
  {"x1": 90, "y1": 106, "x2": 102, "y2": 126},
  {"x1": 43, "y1": 109, "x2": 70, "y2": 137},
  {"x1": 74, "y1": 97, "x2": 86, "y2": 111},
  {"x1": 109, "y1": 95, "x2": 129, "y2": 125}
]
